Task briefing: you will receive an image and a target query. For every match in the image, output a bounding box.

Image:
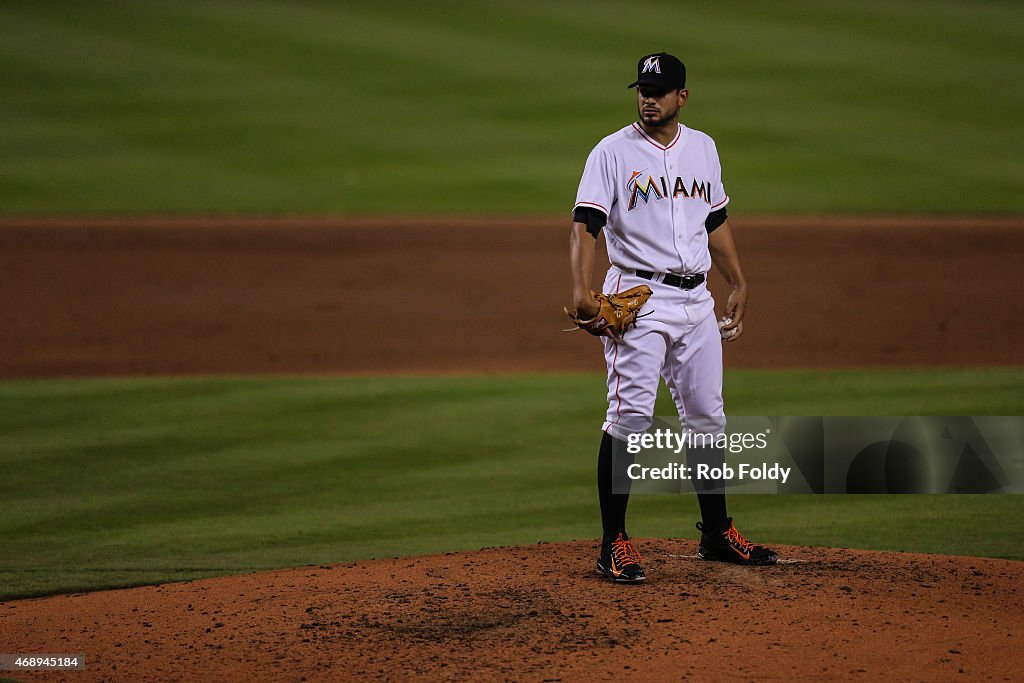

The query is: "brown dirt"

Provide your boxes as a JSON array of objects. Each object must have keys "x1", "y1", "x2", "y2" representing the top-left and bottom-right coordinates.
[
  {"x1": 2, "y1": 541, "x2": 1021, "y2": 681},
  {"x1": 0, "y1": 215, "x2": 1021, "y2": 378}
]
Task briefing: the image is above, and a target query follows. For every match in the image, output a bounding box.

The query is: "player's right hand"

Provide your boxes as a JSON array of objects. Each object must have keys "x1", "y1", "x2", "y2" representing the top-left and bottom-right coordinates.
[{"x1": 573, "y1": 295, "x2": 601, "y2": 321}]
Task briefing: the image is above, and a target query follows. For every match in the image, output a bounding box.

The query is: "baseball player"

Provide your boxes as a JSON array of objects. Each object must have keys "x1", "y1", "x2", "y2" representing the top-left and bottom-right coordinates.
[{"x1": 568, "y1": 52, "x2": 778, "y2": 583}]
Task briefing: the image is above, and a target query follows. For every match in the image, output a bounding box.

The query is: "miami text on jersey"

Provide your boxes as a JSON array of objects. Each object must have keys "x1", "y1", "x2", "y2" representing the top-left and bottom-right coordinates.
[{"x1": 626, "y1": 170, "x2": 713, "y2": 211}]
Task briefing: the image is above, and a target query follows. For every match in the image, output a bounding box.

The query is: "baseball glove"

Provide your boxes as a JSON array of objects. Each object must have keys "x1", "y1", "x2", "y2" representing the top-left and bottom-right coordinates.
[{"x1": 564, "y1": 285, "x2": 653, "y2": 342}]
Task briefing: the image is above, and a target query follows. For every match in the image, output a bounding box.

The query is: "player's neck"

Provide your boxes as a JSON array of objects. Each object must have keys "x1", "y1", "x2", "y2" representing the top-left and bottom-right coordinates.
[{"x1": 639, "y1": 120, "x2": 679, "y2": 146}]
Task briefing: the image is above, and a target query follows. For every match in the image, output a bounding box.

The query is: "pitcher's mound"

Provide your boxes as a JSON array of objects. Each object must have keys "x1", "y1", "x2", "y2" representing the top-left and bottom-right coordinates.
[{"x1": 3, "y1": 540, "x2": 1021, "y2": 681}]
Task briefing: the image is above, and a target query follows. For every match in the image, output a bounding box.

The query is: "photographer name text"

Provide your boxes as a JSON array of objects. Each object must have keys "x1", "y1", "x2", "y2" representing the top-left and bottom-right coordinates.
[{"x1": 627, "y1": 462, "x2": 791, "y2": 484}]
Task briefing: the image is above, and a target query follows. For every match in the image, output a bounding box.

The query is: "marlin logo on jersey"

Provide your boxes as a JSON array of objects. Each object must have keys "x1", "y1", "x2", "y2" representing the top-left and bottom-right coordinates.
[
  {"x1": 626, "y1": 170, "x2": 713, "y2": 211},
  {"x1": 641, "y1": 56, "x2": 661, "y2": 74}
]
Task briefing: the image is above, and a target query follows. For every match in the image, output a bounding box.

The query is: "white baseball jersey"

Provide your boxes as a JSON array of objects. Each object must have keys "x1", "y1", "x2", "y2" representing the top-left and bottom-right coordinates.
[
  {"x1": 574, "y1": 122, "x2": 728, "y2": 276},
  {"x1": 574, "y1": 121, "x2": 731, "y2": 438}
]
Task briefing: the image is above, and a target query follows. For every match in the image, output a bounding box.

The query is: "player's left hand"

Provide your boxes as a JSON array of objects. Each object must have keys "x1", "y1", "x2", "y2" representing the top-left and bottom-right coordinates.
[
  {"x1": 720, "y1": 284, "x2": 747, "y2": 342},
  {"x1": 563, "y1": 285, "x2": 653, "y2": 342}
]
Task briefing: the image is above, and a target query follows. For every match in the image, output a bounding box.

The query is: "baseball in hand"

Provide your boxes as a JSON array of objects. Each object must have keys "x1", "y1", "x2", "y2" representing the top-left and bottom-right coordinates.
[{"x1": 719, "y1": 316, "x2": 742, "y2": 340}]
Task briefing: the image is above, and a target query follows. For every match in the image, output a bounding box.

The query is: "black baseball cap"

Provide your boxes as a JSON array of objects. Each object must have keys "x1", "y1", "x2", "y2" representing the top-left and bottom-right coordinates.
[{"x1": 627, "y1": 52, "x2": 686, "y2": 90}]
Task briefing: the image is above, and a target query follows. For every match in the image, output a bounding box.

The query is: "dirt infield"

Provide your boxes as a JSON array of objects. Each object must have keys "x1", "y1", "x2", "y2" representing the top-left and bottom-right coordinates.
[
  {"x1": 1, "y1": 215, "x2": 1021, "y2": 377},
  {"x1": 2, "y1": 215, "x2": 1022, "y2": 680},
  {"x1": 2, "y1": 541, "x2": 1021, "y2": 681}
]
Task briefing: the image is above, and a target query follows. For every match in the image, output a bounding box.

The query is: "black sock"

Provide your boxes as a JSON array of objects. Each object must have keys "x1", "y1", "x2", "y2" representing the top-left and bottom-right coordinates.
[
  {"x1": 598, "y1": 431, "x2": 632, "y2": 544},
  {"x1": 688, "y1": 444, "x2": 729, "y2": 530},
  {"x1": 697, "y1": 493, "x2": 728, "y2": 531}
]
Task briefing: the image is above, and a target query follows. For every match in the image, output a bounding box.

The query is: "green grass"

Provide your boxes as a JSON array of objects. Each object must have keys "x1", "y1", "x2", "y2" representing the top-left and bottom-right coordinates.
[
  {"x1": 1, "y1": 0, "x2": 1022, "y2": 214},
  {"x1": 1, "y1": 369, "x2": 1021, "y2": 600}
]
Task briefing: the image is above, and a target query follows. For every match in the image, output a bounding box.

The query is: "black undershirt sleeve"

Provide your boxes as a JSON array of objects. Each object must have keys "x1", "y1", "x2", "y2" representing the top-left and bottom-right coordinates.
[
  {"x1": 572, "y1": 206, "x2": 607, "y2": 237},
  {"x1": 705, "y1": 207, "x2": 728, "y2": 233}
]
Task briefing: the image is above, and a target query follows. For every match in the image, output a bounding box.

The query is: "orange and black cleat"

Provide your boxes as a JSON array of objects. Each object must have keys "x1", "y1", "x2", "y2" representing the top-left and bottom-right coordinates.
[
  {"x1": 696, "y1": 518, "x2": 778, "y2": 566},
  {"x1": 596, "y1": 532, "x2": 647, "y2": 583}
]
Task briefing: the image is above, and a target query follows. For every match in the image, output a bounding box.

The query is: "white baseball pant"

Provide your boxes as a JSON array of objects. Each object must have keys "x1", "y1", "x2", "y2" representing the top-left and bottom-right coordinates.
[{"x1": 600, "y1": 266, "x2": 725, "y2": 441}]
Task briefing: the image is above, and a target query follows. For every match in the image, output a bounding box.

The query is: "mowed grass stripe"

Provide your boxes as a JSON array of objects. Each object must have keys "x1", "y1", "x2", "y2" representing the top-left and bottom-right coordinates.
[
  {"x1": 0, "y1": 1, "x2": 1021, "y2": 213},
  {"x1": 0, "y1": 369, "x2": 1021, "y2": 599}
]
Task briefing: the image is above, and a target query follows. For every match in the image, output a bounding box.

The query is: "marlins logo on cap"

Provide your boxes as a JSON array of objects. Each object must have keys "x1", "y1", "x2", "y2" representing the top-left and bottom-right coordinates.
[{"x1": 628, "y1": 52, "x2": 686, "y2": 89}]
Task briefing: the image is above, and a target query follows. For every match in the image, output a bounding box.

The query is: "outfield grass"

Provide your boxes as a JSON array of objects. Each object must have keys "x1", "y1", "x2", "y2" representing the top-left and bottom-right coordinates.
[
  {"x1": 1, "y1": 0, "x2": 1021, "y2": 214},
  {"x1": 1, "y1": 369, "x2": 1021, "y2": 600}
]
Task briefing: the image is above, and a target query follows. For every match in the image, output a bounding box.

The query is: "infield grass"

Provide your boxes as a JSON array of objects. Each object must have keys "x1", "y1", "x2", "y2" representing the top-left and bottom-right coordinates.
[
  {"x1": 1, "y1": 368, "x2": 1022, "y2": 600},
  {"x1": 1, "y1": 0, "x2": 1022, "y2": 214}
]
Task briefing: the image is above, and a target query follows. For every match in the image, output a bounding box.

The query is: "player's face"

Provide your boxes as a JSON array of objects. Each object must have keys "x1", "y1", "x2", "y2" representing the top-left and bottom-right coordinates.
[{"x1": 636, "y1": 86, "x2": 688, "y2": 127}]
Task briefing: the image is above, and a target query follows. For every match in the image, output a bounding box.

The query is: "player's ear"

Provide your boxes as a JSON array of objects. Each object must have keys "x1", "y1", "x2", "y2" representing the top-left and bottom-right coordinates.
[{"x1": 678, "y1": 89, "x2": 689, "y2": 107}]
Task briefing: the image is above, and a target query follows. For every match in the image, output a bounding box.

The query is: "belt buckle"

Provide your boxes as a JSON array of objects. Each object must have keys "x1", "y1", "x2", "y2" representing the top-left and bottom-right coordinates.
[{"x1": 672, "y1": 272, "x2": 700, "y2": 289}]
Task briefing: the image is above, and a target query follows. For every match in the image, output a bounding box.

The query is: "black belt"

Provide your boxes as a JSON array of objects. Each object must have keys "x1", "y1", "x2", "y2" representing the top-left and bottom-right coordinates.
[{"x1": 634, "y1": 270, "x2": 705, "y2": 290}]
